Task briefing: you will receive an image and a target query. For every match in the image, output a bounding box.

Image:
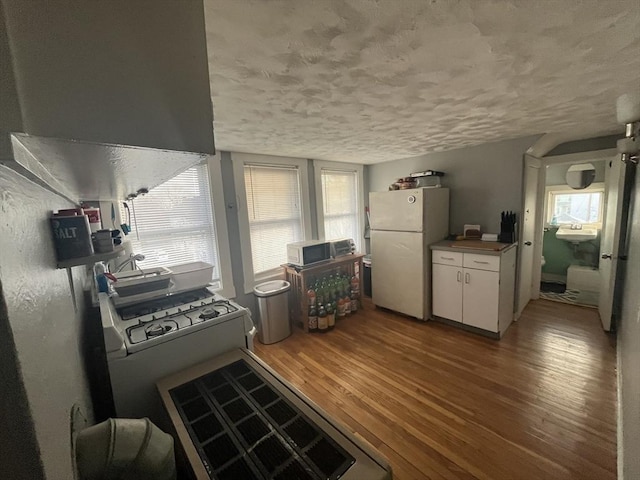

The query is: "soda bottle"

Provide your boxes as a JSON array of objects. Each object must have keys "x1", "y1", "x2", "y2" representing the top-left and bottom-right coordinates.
[
  {"x1": 351, "y1": 274, "x2": 360, "y2": 297},
  {"x1": 350, "y1": 291, "x2": 358, "y2": 313},
  {"x1": 342, "y1": 281, "x2": 351, "y2": 316},
  {"x1": 308, "y1": 304, "x2": 318, "y2": 332},
  {"x1": 306, "y1": 287, "x2": 316, "y2": 306},
  {"x1": 317, "y1": 304, "x2": 328, "y2": 333},
  {"x1": 326, "y1": 302, "x2": 335, "y2": 330},
  {"x1": 337, "y1": 296, "x2": 346, "y2": 319},
  {"x1": 316, "y1": 282, "x2": 325, "y2": 305}
]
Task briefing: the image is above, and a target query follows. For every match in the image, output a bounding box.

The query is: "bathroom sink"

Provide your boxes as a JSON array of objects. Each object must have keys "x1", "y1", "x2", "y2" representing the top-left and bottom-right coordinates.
[{"x1": 555, "y1": 227, "x2": 598, "y2": 243}]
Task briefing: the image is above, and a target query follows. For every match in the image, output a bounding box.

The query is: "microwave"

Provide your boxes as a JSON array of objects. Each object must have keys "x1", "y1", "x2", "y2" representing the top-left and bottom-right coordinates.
[
  {"x1": 286, "y1": 240, "x2": 331, "y2": 267},
  {"x1": 330, "y1": 238, "x2": 356, "y2": 258}
]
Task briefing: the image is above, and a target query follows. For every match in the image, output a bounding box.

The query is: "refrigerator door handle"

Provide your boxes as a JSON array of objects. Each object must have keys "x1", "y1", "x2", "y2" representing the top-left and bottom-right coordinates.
[
  {"x1": 465, "y1": 273, "x2": 470, "y2": 284},
  {"x1": 457, "y1": 271, "x2": 462, "y2": 282}
]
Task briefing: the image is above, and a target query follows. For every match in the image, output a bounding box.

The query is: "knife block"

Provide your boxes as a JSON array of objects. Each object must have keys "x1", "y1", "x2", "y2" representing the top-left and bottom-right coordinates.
[{"x1": 499, "y1": 222, "x2": 517, "y2": 243}]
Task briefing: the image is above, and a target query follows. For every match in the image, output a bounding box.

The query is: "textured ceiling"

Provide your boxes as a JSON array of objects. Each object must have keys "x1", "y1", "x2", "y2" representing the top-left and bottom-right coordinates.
[{"x1": 204, "y1": 0, "x2": 640, "y2": 164}]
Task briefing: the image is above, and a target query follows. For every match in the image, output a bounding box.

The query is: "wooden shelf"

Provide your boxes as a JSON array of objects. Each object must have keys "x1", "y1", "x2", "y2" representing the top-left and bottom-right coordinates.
[
  {"x1": 56, "y1": 244, "x2": 126, "y2": 269},
  {"x1": 284, "y1": 254, "x2": 365, "y2": 333}
]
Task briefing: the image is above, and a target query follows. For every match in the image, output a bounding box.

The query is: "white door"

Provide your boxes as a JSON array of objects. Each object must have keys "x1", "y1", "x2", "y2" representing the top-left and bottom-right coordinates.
[
  {"x1": 371, "y1": 230, "x2": 424, "y2": 318},
  {"x1": 432, "y1": 263, "x2": 463, "y2": 322},
  {"x1": 517, "y1": 155, "x2": 541, "y2": 317},
  {"x1": 463, "y1": 268, "x2": 500, "y2": 332},
  {"x1": 369, "y1": 189, "x2": 423, "y2": 232},
  {"x1": 598, "y1": 157, "x2": 626, "y2": 331}
]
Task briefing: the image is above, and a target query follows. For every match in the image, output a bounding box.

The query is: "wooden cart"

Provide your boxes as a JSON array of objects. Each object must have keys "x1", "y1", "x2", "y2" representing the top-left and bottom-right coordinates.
[{"x1": 284, "y1": 254, "x2": 364, "y2": 332}]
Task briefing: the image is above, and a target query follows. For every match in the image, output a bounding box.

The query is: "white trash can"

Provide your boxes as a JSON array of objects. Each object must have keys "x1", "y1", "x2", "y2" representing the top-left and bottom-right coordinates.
[{"x1": 253, "y1": 280, "x2": 291, "y2": 344}]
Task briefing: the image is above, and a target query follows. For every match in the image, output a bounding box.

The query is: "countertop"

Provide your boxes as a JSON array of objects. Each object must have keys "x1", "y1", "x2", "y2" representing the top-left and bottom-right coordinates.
[{"x1": 430, "y1": 240, "x2": 517, "y2": 256}]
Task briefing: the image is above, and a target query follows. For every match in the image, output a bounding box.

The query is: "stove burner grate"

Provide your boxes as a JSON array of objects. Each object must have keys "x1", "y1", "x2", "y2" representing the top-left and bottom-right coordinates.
[
  {"x1": 145, "y1": 322, "x2": 174, "y2": 337},
  {"x1": 122, "y1": 293, "x2": 241, "y2": 345},
  {"x1": 199, "y1": 307, "x2": 219, "y2": 320},
  {"x1": 170, "y1": 360, "x2": 354, "y2": 479},
  {"x1": 118, "y1": 288, "x2": 214, "y2": 320}
]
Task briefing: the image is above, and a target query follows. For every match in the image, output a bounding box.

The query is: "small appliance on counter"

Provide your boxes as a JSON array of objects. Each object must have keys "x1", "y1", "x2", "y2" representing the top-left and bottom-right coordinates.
[
  {"x1": 463, "y1": 224, "x2": 482, "y2": 239},
  {"x1": 330, "y1": 238, "x2": 356, "y2": 258},
  {"x1": 286, "y1": 240, "x2": 331, "y2": 267}
]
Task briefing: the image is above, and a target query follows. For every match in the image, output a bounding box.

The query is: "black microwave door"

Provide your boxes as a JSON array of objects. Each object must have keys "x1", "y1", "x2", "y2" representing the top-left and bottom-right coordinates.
[{"x1": 303, "y1": 245, "x2": 329, "y2": 264}]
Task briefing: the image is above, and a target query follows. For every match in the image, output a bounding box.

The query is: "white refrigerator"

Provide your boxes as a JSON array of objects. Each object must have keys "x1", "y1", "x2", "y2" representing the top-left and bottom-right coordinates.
[{"x1": 369, "y1": 187, "x2": 449, "y2": 320}]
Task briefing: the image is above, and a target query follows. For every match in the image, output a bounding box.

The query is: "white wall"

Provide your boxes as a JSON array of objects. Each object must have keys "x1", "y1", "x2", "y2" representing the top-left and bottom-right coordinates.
[
  {"x1": 2, "y1": 0, "x2": 214, "y2": 154},
  {"x1": 545, "y1": 160, "x2": 606, "y2": 186},
  {"x1": 367, "y1": 136, "x2": 540, "y2": 234},
  {"x1": 619, "y1": 162, "x2": 640, "y2": 480},
  {"x1": 0, "y1": 165, "x2": 94, "y2": 480}
]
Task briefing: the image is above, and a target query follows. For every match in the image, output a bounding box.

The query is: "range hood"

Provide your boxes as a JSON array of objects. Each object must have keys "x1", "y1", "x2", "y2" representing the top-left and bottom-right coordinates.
[{"x1": 4, "y1": 133, "x2": 207, "y2": 203}]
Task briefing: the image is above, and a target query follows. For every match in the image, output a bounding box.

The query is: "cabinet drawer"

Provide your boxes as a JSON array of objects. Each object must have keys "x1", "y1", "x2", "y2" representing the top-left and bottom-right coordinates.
[
  {"x1": 463, "y1": 253, "x2": 500, "y2": 272},
  {"x1": 432, "y1": 250, "x2": 463, "y2": 266}
]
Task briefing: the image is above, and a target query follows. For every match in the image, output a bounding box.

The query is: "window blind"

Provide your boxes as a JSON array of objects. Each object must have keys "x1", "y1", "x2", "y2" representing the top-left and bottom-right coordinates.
[
  {"x1": 321, "y1": 168, "x2": 360, "y2": 250},
  {"x1": 244, "y1": 164, "x2": 303, "y2": 274},
  {"x1": 126, "y1": 164, "x2": 221, "y2": 287}
]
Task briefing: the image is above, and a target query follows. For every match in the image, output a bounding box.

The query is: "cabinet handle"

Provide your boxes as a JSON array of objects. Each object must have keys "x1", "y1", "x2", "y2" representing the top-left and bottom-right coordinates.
[
  {"x1": 473, "y1": 260, "x2": 490, "y2": 265},
  {"x1": 441, "y1": 256, "x2": 455, "y2": 261},
  {"x1": 457, "y1": 271, "x2": 462, "y2": 282},
  {"x1": 465, "y1": 273, "x2": 470, "y2": 284}
]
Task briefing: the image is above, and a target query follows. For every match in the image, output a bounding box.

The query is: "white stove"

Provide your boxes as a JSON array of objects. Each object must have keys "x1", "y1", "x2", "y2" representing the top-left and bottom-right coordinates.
[{"x1": 99, "y1": 287, "x2": 256, "y2": 422}]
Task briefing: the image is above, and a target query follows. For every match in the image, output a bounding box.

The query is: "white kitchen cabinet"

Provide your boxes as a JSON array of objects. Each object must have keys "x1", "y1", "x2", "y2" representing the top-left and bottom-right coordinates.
[
  {"x1": 432, "y1": 244, "x2": 517, "y2": 337},
  {"x1": 432, "y1": 263, "x2": 463, "y2": 323},
  {"x1": 462, "y1": 268, "x2": 500, "y2": 331}
]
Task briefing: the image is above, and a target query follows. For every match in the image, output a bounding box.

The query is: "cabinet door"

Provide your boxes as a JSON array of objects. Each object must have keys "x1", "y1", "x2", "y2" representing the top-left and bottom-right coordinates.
[
  {"x1": 432, "y1": 263, "x2": 463, "y2": 322},
  {"x1": 463, "y1": 268, "x2": 499, "y2": 332}
]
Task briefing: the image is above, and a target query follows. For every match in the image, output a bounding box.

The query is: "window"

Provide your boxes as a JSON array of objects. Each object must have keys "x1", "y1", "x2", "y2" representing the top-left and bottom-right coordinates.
[
  {"x1": 244, "y1": 164, "x2": 304, "y2": 273},
  {"x1": 546, "y1": 184, "x2": 605, "y2": 226},
  {"x1": 124, "y1": 159, "x2": 235, "y2": 297},
  {"x1": 233, "y1": 153, "x2": 311, "y2": 292},
  {"x1": 314, "y1": 161, "x2": 364, "y2": 252}
]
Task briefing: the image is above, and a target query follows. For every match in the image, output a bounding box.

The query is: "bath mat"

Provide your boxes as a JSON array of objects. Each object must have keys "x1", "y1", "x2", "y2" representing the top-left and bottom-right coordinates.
[{"x1": 540, "y1": 282, "x2": 566, "y2": 293}]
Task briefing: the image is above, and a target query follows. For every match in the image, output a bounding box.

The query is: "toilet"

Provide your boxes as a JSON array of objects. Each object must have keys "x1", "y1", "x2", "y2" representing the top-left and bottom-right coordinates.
[{"x1": 566, "y1": 265, "x2": 599, "y2": 291}]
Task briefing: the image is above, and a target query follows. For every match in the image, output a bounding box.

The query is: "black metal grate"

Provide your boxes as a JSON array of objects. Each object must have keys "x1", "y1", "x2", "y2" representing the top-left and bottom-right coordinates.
[
  {"x1": 237, "y1": 415, "x2": 270, "y2": 445},
  {"x1": 253, "y1": 435, "x2": 291, "y2": 473},
  {"x1": 284, "y1": 417, "x2": 319, "y2": 449},
  {"x1": 191, "y1": 414, "x2": 223, "y2": 443},
  {"x1": 170, "y1": 359, "x2": 355, "y2": 479},
  {"x1": 250, "y1": 384, "x2": 279, "y2": 406},
  {"x1": 274, "y1": 460, "x2": 315, "y2": 480}
]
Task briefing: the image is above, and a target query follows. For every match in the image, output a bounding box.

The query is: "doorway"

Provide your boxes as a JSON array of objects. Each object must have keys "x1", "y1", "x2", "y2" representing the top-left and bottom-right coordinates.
[
  {"x1": 538, "y1": 159, "x2": 606, "y2": 307},
  {"x1": 519, "y1": 148, "x2": 624, "y2": 330}
]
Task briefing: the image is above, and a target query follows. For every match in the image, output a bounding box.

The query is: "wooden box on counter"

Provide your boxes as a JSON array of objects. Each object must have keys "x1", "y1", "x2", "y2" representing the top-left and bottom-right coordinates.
[{"x1": 284, "y1": 254, "x2": 365, "y2": 332}]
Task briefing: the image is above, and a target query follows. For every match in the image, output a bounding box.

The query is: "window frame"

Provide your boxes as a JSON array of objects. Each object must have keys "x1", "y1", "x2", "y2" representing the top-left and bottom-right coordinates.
[
  {"x1": 121, "y1": 154, "x2": 236, "y2": 299},
  {"x1": 544, "y1": 182, "x2": 605, "y2": 228},
  {"x1": 232, "y1": 152, "x2": 312, "y2": 294},
  {"x1": 206, "y1": 154, "x2": 236, "y2": 298},
  {"x1": 313, "y1": 160, "x2": 365, "y2": 253}
]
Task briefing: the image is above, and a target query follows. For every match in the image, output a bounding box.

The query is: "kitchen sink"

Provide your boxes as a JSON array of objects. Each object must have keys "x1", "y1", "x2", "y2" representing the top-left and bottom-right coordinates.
[{"x1": 555, "y1": 227, "x2": 598, "y2": 243}]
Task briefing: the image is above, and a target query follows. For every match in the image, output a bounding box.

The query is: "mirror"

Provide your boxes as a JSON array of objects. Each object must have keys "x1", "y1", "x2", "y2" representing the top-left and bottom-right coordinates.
[{"x1": 566, "y1": 163, "x2": 596, "y2": 189}]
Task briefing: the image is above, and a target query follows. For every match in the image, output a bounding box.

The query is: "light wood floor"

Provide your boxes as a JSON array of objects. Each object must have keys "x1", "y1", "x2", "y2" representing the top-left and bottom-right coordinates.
[{"x1": 254, "y1": 299, "x2": 617, "y2": 480}]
